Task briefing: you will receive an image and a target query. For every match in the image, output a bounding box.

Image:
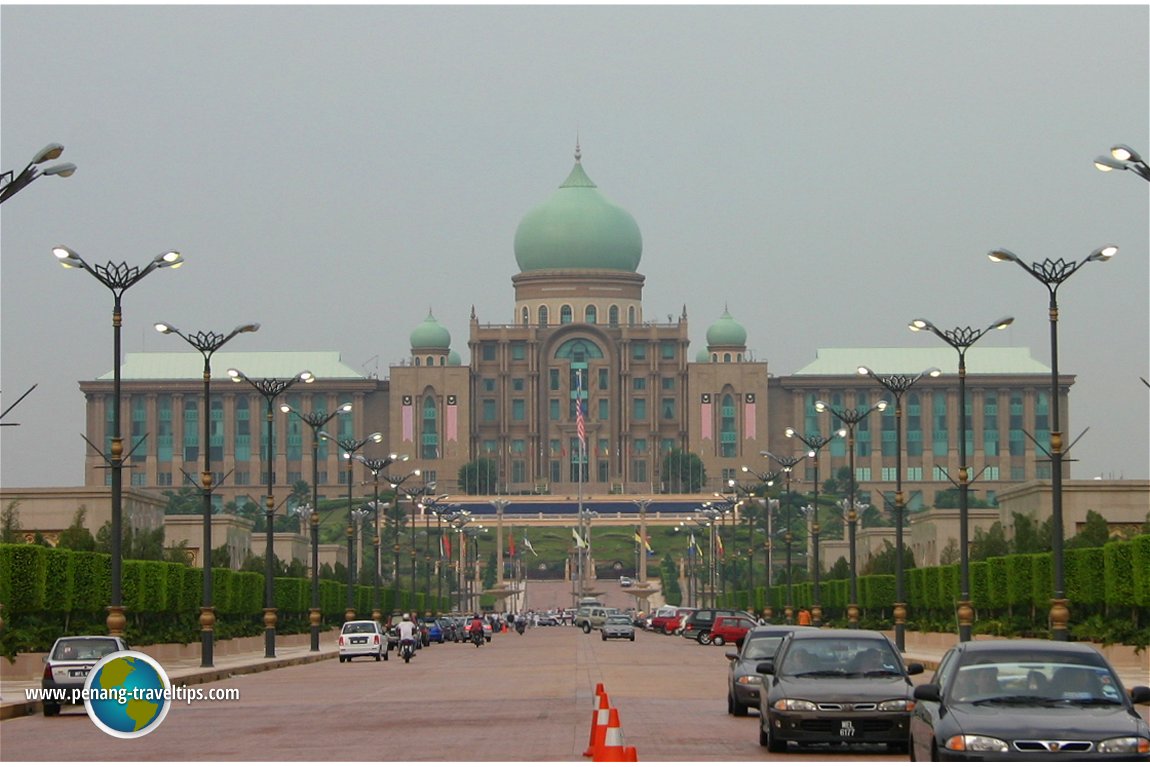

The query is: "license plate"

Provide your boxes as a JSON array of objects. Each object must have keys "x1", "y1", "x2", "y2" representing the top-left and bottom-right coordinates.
[
  {"x1": 351, "y1": 637, "x2": 366, "y2": 644},
  {"x1": 69, "y1": 669, "x2": 89, "y2": 678},
  {"x1": 839, "y1": 720, "x2": 855, "y2": 737}
]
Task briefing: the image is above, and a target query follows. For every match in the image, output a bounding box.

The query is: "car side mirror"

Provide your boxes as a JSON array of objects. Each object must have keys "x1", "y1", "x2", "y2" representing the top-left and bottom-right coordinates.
[
  {"x1": 725, "y1": 651, "x2": 739, "y2": 661},
  {"x1": 913, "y1": 683, "x2": 941, "y2": 702},
  {"x1": 906, "y1": 662, "x2": 925, "y2": 676},
  {"x1": 756, "y1": 660, "x2": 776, "y2": 675},
  {"x1": 1130, "y1": 686, "x2": 1150, "y2": 705}
]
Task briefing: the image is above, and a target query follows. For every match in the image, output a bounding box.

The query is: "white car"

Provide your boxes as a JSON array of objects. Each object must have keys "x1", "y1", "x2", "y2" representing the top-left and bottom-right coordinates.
[
  {"x1": 42, "y1": 635, "x2": 130, "y2": 716},
  {"x1": 338, "y1": 620, "x2": 387, "y2": 662}
]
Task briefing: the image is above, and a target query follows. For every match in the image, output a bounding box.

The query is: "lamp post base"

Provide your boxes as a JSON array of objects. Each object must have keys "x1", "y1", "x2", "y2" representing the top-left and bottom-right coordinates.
[
  {"x1": 1049, "y1": 598, "x2": 1070, "y2": 642},
  {"x1": 811, "y1": 605, "x2": 822, "y2": 627},
  {"x1": 263, "y1": 608, "x2": 277, "y2": 658},
  {"x1": 784, "y1": 605, "x2": 793, "y2": 625},
  {"x1": 309, "y1": 607, "x2": 321, "y2": 652},
  {"x1": 199, "y1": 606, "x2": 216, "y2": 667},
  {"x1": 957, "y1": 599, "x2": 974, "y2": 642},
  {"x1": 345, "y1": 607, "x2": 356, "y2": 622},
  {"x1": 846, "y1": 603, "x2": 860, "y2": 629},
  {"x1": 893, "y1": 602, "x2": 907, "y2": 652},
  {"x1": 106, "y1": 605, "x2": 127, "y2": 637}
]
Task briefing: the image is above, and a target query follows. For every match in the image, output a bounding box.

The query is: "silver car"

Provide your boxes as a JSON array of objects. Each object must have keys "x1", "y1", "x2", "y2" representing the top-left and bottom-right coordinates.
[
  {"x1": 600, "y1": 615, "x2": 636, "y2": 642},
  {"x1": 41, "y1": 635, "x2": 130, "y2": 716}
]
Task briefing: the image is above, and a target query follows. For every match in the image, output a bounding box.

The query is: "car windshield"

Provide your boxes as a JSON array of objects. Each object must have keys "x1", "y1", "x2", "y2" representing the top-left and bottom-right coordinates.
[
  {"x1": 343, "y1": 622, "x2": 377, "y2": 634},
  {"x1": 950, "y1": 659, "x2": 1121, "y2": 705},
  {"x1": 606, "y1": 616, "x2": 630, "y2": 625},
  {"x1": 741, "y1": 635, "x2": 785, "y2": 661},
  {"x1": 53, "y1": 638, "x2": 119, "y2": 661},
  {"x1": 781, "y1": 637, "x2": 901, "y2": 676}
]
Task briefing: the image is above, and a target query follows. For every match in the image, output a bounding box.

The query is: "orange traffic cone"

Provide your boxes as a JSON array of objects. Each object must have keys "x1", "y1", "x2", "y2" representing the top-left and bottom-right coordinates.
[
  {"x1": 583, "y1": 704, "x2": 613, "y2": 757},
  {"x1": 592, "y1": 708, "x2": 635, "y2": 761}
]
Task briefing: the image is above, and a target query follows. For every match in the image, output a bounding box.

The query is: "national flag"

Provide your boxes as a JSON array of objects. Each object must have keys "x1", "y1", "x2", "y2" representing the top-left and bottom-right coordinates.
[
  {"x1": 633, "y1": 529, "x2": 654, "y2": 555},
  {"x1": 522, "y1": 534, "x2": 538, "y2": 557},
  {"x1": 442, "y1": 534, "x2": 452, "y2": 558},
  {"x1": 716, "y1": 531, "x2": 725, "y2": 558},
  {"x1": 572, "y1": 527, "x2": 587, "y2": 549},
  {"x1": 688, "y1": 533, "x2": 698, "y2": 556},
  {"x1": 508, "y1": 531, "x2": 516, "y2": 558}
]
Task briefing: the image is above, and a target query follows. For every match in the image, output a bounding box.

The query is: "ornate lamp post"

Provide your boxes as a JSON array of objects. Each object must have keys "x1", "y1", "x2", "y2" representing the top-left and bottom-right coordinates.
[
  {"x1": 909, "y1": 315, "x2": 1013, "y2": 641},
  {"x1": 228, "y1": 367, "x2": 314, "y2": 657},
  {"x1": 1, "y1": 143, "x2": 75, "y2": 204},
  {"x1": 385, "y1": 470, "x2": 422, "y2": 589},
  {"x1": 54, "y1": 245, "x2": 183, "y2": 637},
  {"x1": 739, "y1": 467, "x2": 778, "y2": 605},
  {"x1": 784, "y1": 427, "x2": 843, "y2": 626},
  {"x1": 857, "y1": 366, "x2": 940, "y2": 650},
  {"x1": 815, "y1": 399, "x2": 887, "y2": 628},
  {"x1": 1094, "y1": 144, "x2": 1150, "y2": 181},
  {"x1": 319, "y1": 430, "x2": 383, "y2": 620},
  {"x1": 155, "y1": 321, "x2": 259, "y2": 666},
  {"x1": 763, "y1": 451, "x2": 807, "y2": 623},
  {"x1": 988, "y1": 244, "x2": 1115, "y2": 640},
  {"x1": 447, "y1": 511, "x2": 473, "y2": 610},
  {"x1": 355, "y1": 453, "x2": 407, "y2": 621},
  {"x1": 404, "y1": 483, "x2": 437, "y2": 597},
  {"x1": 280, "y1": 400, "x2": 352, "y2": 650}
]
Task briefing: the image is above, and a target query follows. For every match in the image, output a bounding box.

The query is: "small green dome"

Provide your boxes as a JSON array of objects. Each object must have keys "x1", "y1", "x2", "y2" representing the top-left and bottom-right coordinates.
[
  {"x1": 706, "y1": 309, "x2": 747, "y2": 347},
  {"x1": 513, "y1": 148, "x2": 642, "y2": 273},
  {"x1": 447, "y1": 349, "x2": 462, "y2": 366},
  {"x1": 410, "y1": 310, "x2": 451, "y2": 350},
  {"x1": 696, "y1": 348, "x2": 711, "y2": 363}
]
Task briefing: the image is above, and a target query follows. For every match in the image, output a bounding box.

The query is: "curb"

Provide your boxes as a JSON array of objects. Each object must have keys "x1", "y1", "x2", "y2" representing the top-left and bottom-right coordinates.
[{"x1": 0, "y1": 649, "x2": 338, "y2": 722}]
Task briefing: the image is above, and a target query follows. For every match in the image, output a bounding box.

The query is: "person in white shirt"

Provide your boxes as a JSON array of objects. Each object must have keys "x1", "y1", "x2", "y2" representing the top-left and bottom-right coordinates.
[{"x1": 396, "y1": 613, "x2": 418, "y2": 654}]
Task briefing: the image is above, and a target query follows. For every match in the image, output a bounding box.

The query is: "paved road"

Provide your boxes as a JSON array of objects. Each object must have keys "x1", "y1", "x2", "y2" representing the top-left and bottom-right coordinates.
[{"x1": 0, "y1": 622, "x2": 894, "y2": 762}]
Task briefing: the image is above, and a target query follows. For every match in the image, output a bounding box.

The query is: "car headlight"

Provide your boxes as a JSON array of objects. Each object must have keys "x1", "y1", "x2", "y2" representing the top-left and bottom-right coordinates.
[
  {"x1": 773, "y1": 698, "x2": 817, "y2": 712},
  {"x1": 877, "y1": 698, "x2": 915, "y2": 712},
  {"x1": 945, "y1": 735, "x2": 1009, "y2": 752},
  {"x1": 736, "y1": 675, "x2": 762, "y2": 686},
  {"x1": 1098, "y1": 736, "x2": 1150, "y2": 754}
]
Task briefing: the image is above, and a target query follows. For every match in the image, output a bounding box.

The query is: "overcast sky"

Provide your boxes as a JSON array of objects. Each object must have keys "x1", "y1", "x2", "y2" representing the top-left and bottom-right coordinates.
[{"x1": 2, "y1": 5, "x2": 1147, "y2": 489}]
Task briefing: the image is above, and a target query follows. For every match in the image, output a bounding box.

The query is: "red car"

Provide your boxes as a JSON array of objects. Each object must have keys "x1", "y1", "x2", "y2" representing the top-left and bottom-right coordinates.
[
  {"x1": 707, "y1": 615, "x2": 758, "y2": 647},
  {"x1": 661, "y1": 608, "x2": 696, "y2": 635}
]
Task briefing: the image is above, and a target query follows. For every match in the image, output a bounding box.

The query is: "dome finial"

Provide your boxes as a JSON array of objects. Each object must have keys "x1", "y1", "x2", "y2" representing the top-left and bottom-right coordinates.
[{"x1": 575, "y1": 131, "x2": 581, "y2": 163}]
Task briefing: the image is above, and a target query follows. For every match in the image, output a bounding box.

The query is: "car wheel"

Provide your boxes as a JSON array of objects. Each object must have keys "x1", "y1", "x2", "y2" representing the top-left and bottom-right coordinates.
[
  {"x1": 696, "y1": 631, "x2": 711, "y2": 645},
  {"x1": 732, "y1": 696, "x2": 748, "y2": 717},
  {"x1": 376, "y1": 651, "x2": 382, "y2": 661},
  {"x1": 383, "y1": 652, "x2": 389, "y2": 661},
  {"x1": 758, "y1": 718, "x2": 770, "y2": 747},
  {"x1": 727, "y1": 694, "x2": 735, "y2": 715},
  {"x1": 338, "y1": 655, "x2": 345, "y2": 663},
  {"x1": 908, "y1": 735, "x2": 917, "y2": 762},
  {"x1": 601, "y1": 634, "x2": 607, "y2": 641},
  {"x1": 765, "y1": 723, "x2": 787, "y2": 753},
  {"x1": 43, "y1": 703, "x2": 60, "y2": 717},
  {"x1": 663, "y1": 625, "x2": 673, "y2": 636},
  {"x1": 629, "y1": 635, "x2": 634, "y2": 642},
  {"x1": 713, "y1": 635, "x2": 725, "y2": 646},
  {"x1": 582, "y1": 624, "x2": 591, "y2": 634}
]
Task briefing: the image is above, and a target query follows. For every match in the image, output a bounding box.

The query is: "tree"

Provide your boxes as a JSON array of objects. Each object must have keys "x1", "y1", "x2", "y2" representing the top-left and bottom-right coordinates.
[
  {"x1": 482, "y1": 551, "x2": 497, "y2": 589},
  {"x1": 939, "y1": 538, "x2": 960, "y2": 565},
  {"x1": 162, "y1": 486, "x2": 201, "y2": 516},
  {"x1": 458, "y1": 458, "x2": 499, "y2": 495},
  {"x1": 933, "y1": 488, "x2": 993, "y2": 509},
  {"x1": 970, "y1": 522, "x2": 1009, "y2": 561},
  {"x1": 1011, "y1": 512, "x2": 1050, "y2": 554},
  {"x1": 56, "y1": 507, "x2": 96, "y2": 551},
  {"x1": 1, "y1": 500, "x2": 23, "y2": 543},
  {"x1": 660, "y1": 448, "x2": 706, "y2": 493},
  {"x1": 861, "y1": 540, "x2": 915, "y2": 576},
  {"x1": 860, "y1": 504, "x2": 885, "y2": 528},
  {"x1": 827, "y1": 556, "x2": 851, "y2": 580},
  {"x1": 1067, "y1": 509, "x2": 1111, "y2": 549}
]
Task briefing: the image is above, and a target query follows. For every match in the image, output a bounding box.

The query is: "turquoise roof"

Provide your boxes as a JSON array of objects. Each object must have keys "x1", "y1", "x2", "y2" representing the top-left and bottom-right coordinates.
[
  {"x1": 447, "y1": 349, "x2": 462, "y2": 366},
  {"x1": 513, "y1": 151, "x2": 642, "y2": 273},
  {"x1": 793, "y1": 347, "x2": 1052, "y2": 376},
  {"x1": 103, "y1": 352, "x2": 365, "y2": 380},
  {"x1": 705, "y1": 309, "x2": 747, "y2": 347},
  {"x1": 409, "y1": 310, "x2": 451, "y2": 350},
  {"x1": 696, "y1": 348, "x2": 712, "y2": 363}
]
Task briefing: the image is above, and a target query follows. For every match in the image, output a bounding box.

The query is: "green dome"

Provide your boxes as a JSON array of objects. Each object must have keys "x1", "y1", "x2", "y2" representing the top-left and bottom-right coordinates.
[
  {"x1": 706, "y1": 309, "x2": 747, "y2": 347},
  {"x1": 513, "y1": 150, "x2": 642, "y2": 273},
  {"x1": 410, "y1": 310, "x2": 451, "y2": 350},
  {"x1": 696, "y1": 348, "x2": 712, "y2": 363},
  {"x1": 447, "y1": 349, "x2": 462, "y2": 366}
]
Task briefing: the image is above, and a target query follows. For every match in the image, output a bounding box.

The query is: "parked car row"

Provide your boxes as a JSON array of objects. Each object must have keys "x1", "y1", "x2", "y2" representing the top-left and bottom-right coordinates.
[{"x1": 719, "y1": 624, "x2": 1150, "y2": 760}]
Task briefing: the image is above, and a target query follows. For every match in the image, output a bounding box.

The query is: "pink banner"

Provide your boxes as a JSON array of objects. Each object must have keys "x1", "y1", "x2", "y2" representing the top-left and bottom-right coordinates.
[
  {"x1": 402, "y1": 404, "x2": 413, "y2": 442},
  {"x1": 745, "y1": 402, "x2": 756, "y2": 440},
  {"x1": 446, "y1": 404, "x2": 458, "y2": 442},
  {"x1": 701, "y1": 402, "x2": 712, "y2": 440}
]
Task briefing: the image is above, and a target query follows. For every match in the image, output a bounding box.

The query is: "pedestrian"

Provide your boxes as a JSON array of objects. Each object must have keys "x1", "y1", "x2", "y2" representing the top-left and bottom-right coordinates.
[{"x1": 797, "y1": 607, "x2": 812, "y2": 626}]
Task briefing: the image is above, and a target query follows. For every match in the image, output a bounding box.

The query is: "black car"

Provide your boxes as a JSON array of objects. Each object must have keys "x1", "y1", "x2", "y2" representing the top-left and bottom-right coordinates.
[
  {"x1": 909, "y1": 639, "x2": 1150, "y2": 761},
  {"x1": 681, "y1": 608, "x2": 757, "y2": 644},
  {"x1": 725, "y1": 625, "x2": 818, "y2": 716},
  {"x1": 756, "y1": 628, "x2": 924, "y2": 754}
]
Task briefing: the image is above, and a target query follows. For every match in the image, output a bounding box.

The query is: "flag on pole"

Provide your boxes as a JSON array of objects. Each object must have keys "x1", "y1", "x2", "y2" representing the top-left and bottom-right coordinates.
[
  {"x1": 633, "y1": 530, "x2": 654, "y2": 555},
  {"x1": 508, "y1": 531, "x2": 516, "y2": 558},
  {"x1": 688, "y1": 533, "x2": 698, "y2": 556},
  {"x1": 522, "y1": 534, "x2": 537, "y2": 557},
  {"x1": 716, "y1": 531, "x2": 725, "y2": 558},
  {"x1": 572, "y1": 527, "x2": 587, "y2": 549},
  {"x1": 575, "y1": 369, "x2": 586, "y2": 449},
  {"x1": 443, "y1": 534, "x2": 452, "y2": 558}
]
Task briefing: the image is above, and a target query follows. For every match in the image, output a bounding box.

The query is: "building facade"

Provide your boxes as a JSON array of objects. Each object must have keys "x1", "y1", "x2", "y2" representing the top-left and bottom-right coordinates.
[{"x1": 79, "y1": 147, "x2": 1068, "y2": 517}]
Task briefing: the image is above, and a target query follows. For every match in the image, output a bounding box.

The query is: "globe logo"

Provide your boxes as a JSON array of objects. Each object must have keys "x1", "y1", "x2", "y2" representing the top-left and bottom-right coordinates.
[{"x1": 83, "y1": 650, "x2": 172, "y2": 738}]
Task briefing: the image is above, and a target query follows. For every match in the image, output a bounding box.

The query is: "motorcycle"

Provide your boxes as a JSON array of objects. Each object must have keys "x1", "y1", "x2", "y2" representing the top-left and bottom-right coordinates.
[
  {"x1": 471, "y1": 629, "x2": 484, "y2": 648},
  {"x1": 400, "y1": 637, "x2": 415, "y2": 663},
  {"x1": 515, "y1": 621, "x2": 526, "y2": 635}
]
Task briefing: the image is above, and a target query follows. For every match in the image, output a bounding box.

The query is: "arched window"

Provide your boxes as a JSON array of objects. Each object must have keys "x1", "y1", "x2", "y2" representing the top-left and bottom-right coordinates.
[
  {"x1": 723, "y1": 353, "x2": 732, "y2": 363},
  {"x1": 421, "y1": 394, "x2": 439, "y2": 460},
  {"x1": 426, "y1": 356, "x2": 434, "y2": 366},
  {"x1": 720, "y1": 394, "x2": 737, "y2": 457},
  {"x1": 584, "y1": 305, "x2": 597, "y2": 324},
  {"x1": 560, "y1": 304, "x2": 573, "y2": 324},
  {"x1": 414, "y1": 357, "x2": 421, "y2": 366},
  {"x1": 539, "y1": 305, "x2": 548, "y2": 327},
  {"x1": 628, "y1": 306, "x2": 636, "y2": 325},
  {"x1": 521, "y1": 307, "x2": 529, "y2": 325},
  {"x1": 609, "y1": 305, "x2": 619, "y2": 327}
]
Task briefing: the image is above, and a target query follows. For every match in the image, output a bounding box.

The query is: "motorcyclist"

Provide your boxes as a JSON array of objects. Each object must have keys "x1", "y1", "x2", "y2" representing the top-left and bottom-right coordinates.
[
  {"x1": 396, "y1": 613, "x2": 419, "y2": 657},
  {"x1": 468, "y1": 613, "x2": 485, "y2": 641},
  {"x1": 515, "y1": 613, "x2": 527, "y2": 634}
]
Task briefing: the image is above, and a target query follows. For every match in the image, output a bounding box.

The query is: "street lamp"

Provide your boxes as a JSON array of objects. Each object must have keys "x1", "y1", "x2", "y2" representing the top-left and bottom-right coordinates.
[
  {"x1": 737, "y1": 468, "x2": 778, "y2": 608},
  {"x1": 54, "y1": 244, "x2": 183, "y2": 637},
  {"x1": 385, "y1": 470, "x2": 422, "y2": 591},
  {"x1": 1094, "y1": 144, "x2": 1150, "y2": 181},
  {"x1": 762, "y1": 451, "x2": 807, "y2": 624},
  {"x1": 858, "y1": 365, "x2": 941, "y2": 650},
  {"x1": 355, "y1": 453, "x2": 407, "y2": 621},
  {"x1": 988, "y1": 244, "x2": 1115, "y2": 640},
  {"x1": 228, "y1": 367, "x2": 314, "y2": 657},
  {"x1": 909, "y1": 314, "x2": 1014, "y2": 641},
  {"x1": 815, "y1": 398, "x2": 887, "y2": 628},
  {"x1": 784, "y1": 427, "x2": 843, "y2": 626},
  {"x1": 447, "y1": 511, "x2": 473, "y2": 610},
  {"x1": 319, "y1": 430, "x2": 383, "y2": 620},
  {"x1": 280, "y1": 400, "x2": 352, "y2": 650},
  {"x1": 1, "y1": 143, "x2": 76, "y2": 204},
  {"x1": 675, "y1": 519, "x2": 707, "y2": 606},
  {"x1": 404, "y1": 483, "x2": 437, "y2": 595},
  {"x1": 155, "y1": 321, "x2": 259, "y2": 666}
]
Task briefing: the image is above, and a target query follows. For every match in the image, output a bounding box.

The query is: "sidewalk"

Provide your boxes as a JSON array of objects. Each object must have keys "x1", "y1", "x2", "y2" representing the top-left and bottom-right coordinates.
[{"x1": 0, "y1": 637, "x2": 338, "y2": 721}]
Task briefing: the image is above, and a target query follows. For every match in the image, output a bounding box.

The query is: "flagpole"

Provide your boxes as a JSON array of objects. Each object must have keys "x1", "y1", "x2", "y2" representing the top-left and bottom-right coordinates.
[{"x1": 577, "y1": 369, "x2": 585, "y2": 603}]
